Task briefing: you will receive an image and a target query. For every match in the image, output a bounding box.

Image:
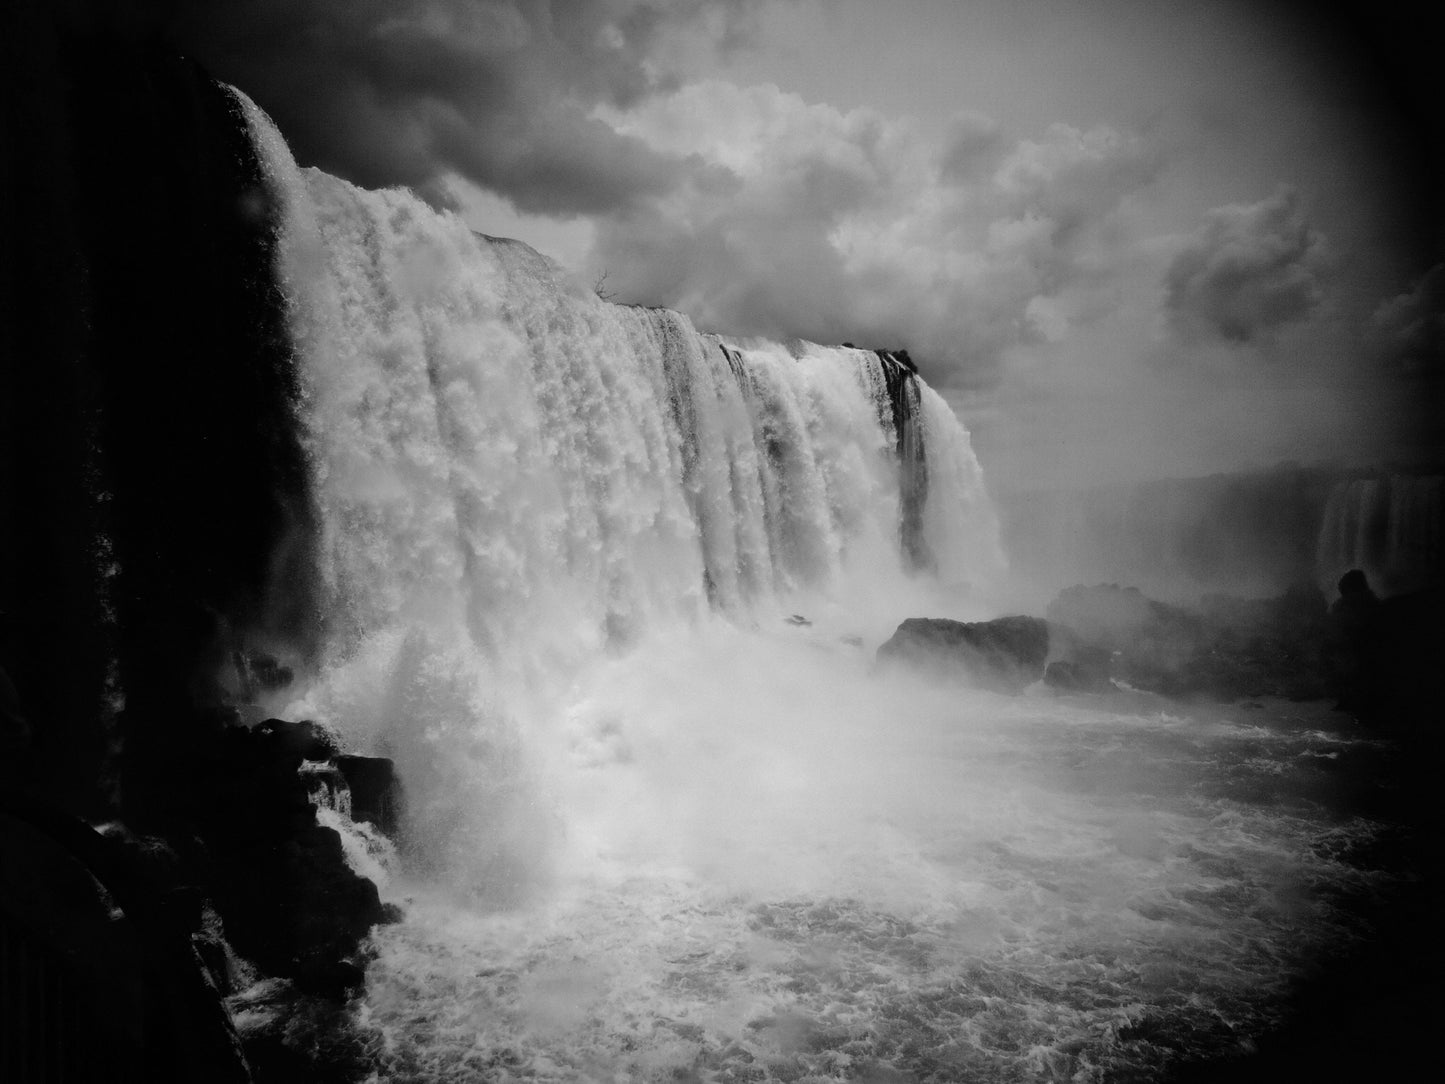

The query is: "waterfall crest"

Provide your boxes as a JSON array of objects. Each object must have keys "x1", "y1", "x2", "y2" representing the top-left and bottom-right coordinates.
[{"x1": 235, "y1": 90, "x2": 1003, "y2": 885}]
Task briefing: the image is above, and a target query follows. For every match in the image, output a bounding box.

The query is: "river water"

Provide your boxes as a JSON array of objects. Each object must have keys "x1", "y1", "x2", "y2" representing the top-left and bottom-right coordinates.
[{"x1": 334, "y1": 624, "x2": 1397, "y2": 1084}]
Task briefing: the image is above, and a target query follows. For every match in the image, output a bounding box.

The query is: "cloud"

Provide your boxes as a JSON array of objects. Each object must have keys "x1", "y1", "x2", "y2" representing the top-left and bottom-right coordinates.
[
  {"x1": 1368, "y1": 262, "x2": 1445, "y2": 377},
  {"x1": 590, "y1": 83, "x2": 1159, "y2": 389},
  {"x1": 173, "y1": 1, "x2": 1162, "y2": 393},
  {"x1": 1162, "y1": 187, "x2": 1329, "y2": 345},
  {"x1": 169, "y1": 1, "x2": 770, "y2": 216},
  {"x1": 170, "y1": 1, "x2": 1165, "y2": 392}
]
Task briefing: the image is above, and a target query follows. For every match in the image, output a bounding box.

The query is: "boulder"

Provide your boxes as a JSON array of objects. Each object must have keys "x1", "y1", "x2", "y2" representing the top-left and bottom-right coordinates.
[
  {"x1": 335, "y1": 756, "x2": 402, "y2": 838},
  {"x1": 126, "y1": 716, "x2": 393, "y2": 998},
  {"x1": 1046, "y1": 584, "x2": 1160, "y2": 650},
  {"x1": 1326, "y1": 575, "x2": 1444, "y2": 734},
  {"x1": 300, "y1": 760, "x2": 351, "y2": 818},
  {"x1": 877, "y1": 616, "x2": 1050, "y2": 693},
  {"x1": 1046, "y1": 582, "x2": 1330, "y2": 701},
  {"x1": 253, "y1": 717, "x2": 340, "y2": 762},
  {"x1": 1044, "y1": 644, "x2": 1114, "y2": 693},
  {"x1": 210, "y1": 822, "x2": 384, "y2": 997},
  {"x1": 0, "y1": 806, "x2": 252, "y2": 1083}
]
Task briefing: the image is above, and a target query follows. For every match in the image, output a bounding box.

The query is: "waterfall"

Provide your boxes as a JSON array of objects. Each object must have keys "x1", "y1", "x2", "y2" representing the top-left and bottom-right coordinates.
[
  {"x1": 1315, "y1": 474, "x2": 1445, "y2": 594},
  {"x1": 204, "y1": 90, "x2": 1416, "y2": 1084},
  {"x1": 235, "y1": 91, "x2": 1003, "y2": 885}
]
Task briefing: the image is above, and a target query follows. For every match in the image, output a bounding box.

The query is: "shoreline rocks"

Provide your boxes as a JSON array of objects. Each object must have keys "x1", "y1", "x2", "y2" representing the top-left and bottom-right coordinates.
[
  {"x1": 2, "y1": 697, "x2": 405, "y2": 1081},
  {"x1": 879, "y1": 575, "x2": 1439, "y2": 740},
  {"x1": 877, "y1": 615, "x2": 1050, "y2": 693},
  {"x1": 1045, "y1": 581, "x2": 1331, "y2": 702}
]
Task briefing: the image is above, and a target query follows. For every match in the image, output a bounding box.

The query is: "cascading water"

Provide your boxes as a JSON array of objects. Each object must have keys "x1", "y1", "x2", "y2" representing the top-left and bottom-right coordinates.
[
  {"x1": 1315, "y1": 474, "x2": 1445, "y2": 595},
  {"x1": 241, "y1": 88, "x2": 1005, "y2": 885},
  {"x1": 236, "y1": 91, "x2": 1396, "y2": 1082}
]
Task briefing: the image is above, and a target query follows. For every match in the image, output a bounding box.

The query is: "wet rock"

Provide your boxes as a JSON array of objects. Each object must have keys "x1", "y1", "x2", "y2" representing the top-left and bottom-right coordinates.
[
  {"x1": 0, "y1": 806, "x2": 252, "y2": 1083},
  {"x1": 121, "y1": 716, "x2": 391, "y2": 999},
  {"x1": 253, "y1": 718, "x2": 340, "y2": 762},
  {"x1": 1047, "y1": 584, "x2": 1185, "y2": 658},
  {"x1": 300, "y1": 761, "x2": 350, "y2": 817},
  {"x1": 243, "y1": 653, "x2": 295, "y2": 692},
  {"x1": 1046, "y1": 582, "x2": 1330, "y2": 701},
  {"x1": 1044, "y1": 653, "x2": 1114, "y2": 693},
  {"x1": 1325, "y1": 573, "x2": 1444, "y2": 734},
  {"x1": 210, "y1": 822, "x2": 384, "y2": 998},
  {"x1": 877, "y1": 616, "x2": 1050, "y2": 693},
  {"x1": 335, "y1": 756, "x2": 402, "y2": 838},
  {"x1": 229, "y1": 977, "x2": 375, "y2": 1084}
]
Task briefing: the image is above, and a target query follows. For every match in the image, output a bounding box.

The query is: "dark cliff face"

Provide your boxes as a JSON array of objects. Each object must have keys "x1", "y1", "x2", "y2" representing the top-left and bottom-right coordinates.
[
  {"x1": 1, "y1": 1, "x2": 318, "y2": 815},
  {"x1": 876, "y1": 350, "x2": 931, "y2": 572}
]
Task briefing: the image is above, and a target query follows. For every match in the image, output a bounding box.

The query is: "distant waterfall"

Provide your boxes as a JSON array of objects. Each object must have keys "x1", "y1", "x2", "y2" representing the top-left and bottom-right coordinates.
[
  {"x1": 238, "y1": 91, "x2": 1003, "y2": 877},
  {"x1": 1316, "y1": 474, "x2": 1444, "y2": 594}
]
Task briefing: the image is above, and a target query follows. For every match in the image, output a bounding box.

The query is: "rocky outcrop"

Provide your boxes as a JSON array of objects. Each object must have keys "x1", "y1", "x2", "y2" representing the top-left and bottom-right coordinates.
[
  {"x1": 877, "y1": 616, "x2": 1050, "y2": 693},
  {"x1": 210, "y1": 821, "x2": 383, "y2": 996},
  {"x1": 1043, "y1": 644, "x2": 1114, "y2": 693},
  {"x1": 182, "y1": 719, "x2": 391, "y2": 997},
  {"x1": 1045, "y1": 582, "x2": 1330, "y2": 701},
  {"x1": 1324, "y1": 577, "x2": 1444, "y2": 735},
  {"x1": 2, "y1": 1, "x2": 321, "y2": 819},
  {"x1": 335, "y1": 756, "x2": 402, "y2": 838},
  {"x1": 2, "y1": 726, "x2": 403, "y2": 1077},
  {"x1": 0, "y1": 804, "x2": 252, "y2": 1082}
]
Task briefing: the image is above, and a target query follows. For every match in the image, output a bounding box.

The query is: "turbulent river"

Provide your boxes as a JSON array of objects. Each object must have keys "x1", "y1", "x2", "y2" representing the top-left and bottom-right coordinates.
[{"x1": 336, "y1": 628, "x2": 1387, "y2": 1084}]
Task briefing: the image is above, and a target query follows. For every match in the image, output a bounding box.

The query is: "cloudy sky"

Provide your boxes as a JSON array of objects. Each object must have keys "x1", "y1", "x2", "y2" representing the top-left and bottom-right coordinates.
[{"x1": 172, "y1": 0, "x2": 1442, "y2": 491}]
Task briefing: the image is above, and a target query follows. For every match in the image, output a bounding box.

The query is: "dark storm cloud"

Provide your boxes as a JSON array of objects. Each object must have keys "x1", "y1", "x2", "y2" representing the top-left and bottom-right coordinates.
[
  {"x1": 1369, "y1": 263, "x2": 1445, "y2": 377},
  {"x1": 169, "y1": 0, "x2": 769, "y2": 214},
  {"x1": 1162, "y1": 187, "x2": 1329, "y2": 345}
]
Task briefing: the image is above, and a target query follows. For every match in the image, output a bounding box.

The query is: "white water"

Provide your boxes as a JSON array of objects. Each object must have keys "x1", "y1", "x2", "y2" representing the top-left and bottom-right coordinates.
[
  {"x1": 1316, "y1": 474, "x2": 1444, "y2": 595},
  {"x1": 237, "y1": 92, "x2": 1386, "y2": 1082}
]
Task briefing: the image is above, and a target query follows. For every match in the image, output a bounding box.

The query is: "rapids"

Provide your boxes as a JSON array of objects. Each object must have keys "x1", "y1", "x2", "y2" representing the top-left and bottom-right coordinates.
[
  {"x1": 233, "y1": 91, "x2": 1397, "y2": 1082},
  {"x1": 352, "y1": 639, "x2": 1383, "y2": 1083}
]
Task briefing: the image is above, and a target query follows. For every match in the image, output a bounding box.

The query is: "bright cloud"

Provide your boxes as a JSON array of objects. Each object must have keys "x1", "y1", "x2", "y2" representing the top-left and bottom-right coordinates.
[{"x1": 589, "y1": 81, "x2": 1160, "y2": 388}]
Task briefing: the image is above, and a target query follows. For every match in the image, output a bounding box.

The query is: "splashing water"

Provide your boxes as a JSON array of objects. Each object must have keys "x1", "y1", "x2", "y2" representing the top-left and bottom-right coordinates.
[
  {"x1": 354, "y1": 643, "x2": 1382, "y2": 1083},
  {"x1": 1315, "y1": 474, "x2": 1445, "y2": 595},
  {"x1": 236, "y1": 91, "x2": 1388, "y2": 1082}
]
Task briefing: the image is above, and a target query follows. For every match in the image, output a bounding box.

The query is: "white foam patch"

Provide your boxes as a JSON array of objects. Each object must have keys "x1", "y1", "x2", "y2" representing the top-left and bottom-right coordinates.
[{"x1": 354, "y1": 635, "x2": 1382, "y2": 1081}]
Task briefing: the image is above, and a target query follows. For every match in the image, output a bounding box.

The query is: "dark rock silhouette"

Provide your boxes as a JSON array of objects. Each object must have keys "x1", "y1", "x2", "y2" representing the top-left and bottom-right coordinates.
[
  {"x1": 157, "y1": 719, "x2": 391, "y2": 997},
  {"x1": 253, "y1": 718, "x2": 342, "y2": 763},
  {"x1": 0, "y1": 5, "x2": 383, "y2": 1065},
  {"x1": 1324, "y1": 570, "x2": 1443, "y2": 735},
  {"x1": 1044, "y1": 646, "x2": 1115, "y2": 693},
  {"x1": 875, "y1": 350, "x2": 931, "y2": 570},
  {"x1": 335, "y1": 756, "x2": 403, "y2": 838},
  {"x1": 1045, "y1": 582, "x2": 1329, "y2": 701},
  {"x1": 877, "y1": 616, "x2": 1050, "y2": 693},
  {"x1": 0, "y1": 802, "x2": 252, "y2": 1082},
  {"x1": 1, "y1": 0, "x2": 321, "y2": 821}
]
